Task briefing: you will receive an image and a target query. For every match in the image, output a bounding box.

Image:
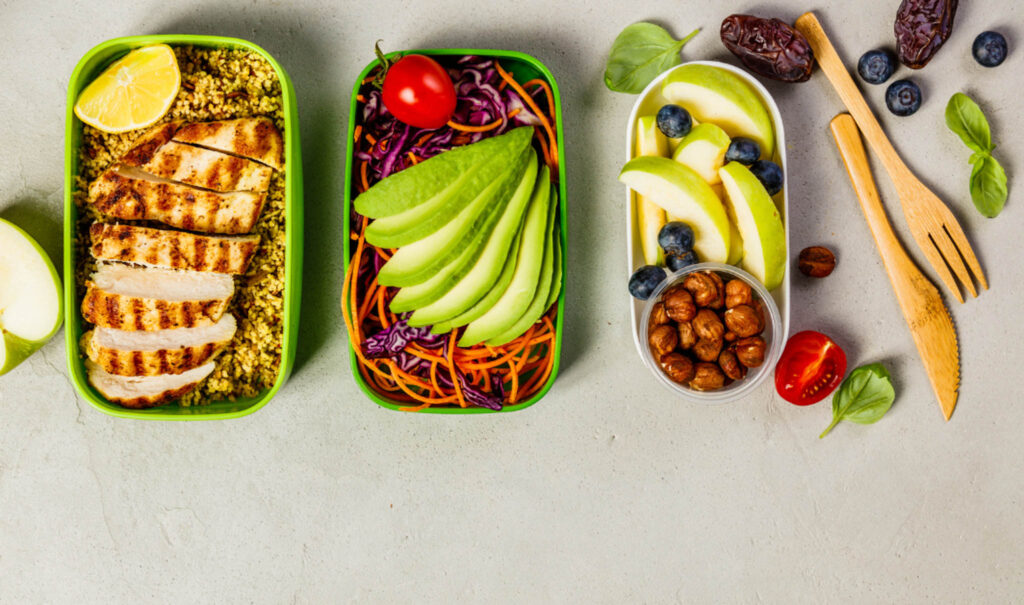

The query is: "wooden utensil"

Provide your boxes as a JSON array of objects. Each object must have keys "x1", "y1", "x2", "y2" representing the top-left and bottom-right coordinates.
[
  {"x1": 795, "y1": 12, "x2": 987, "y2": 304},
  {"x1": 830, "y1": 114, "x2": 960, "y2": 420}
]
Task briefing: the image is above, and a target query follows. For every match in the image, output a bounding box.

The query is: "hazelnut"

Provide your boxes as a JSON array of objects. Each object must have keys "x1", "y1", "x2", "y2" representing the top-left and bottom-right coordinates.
[
  {"x1": 707, "y1": 271, "x2": 725, "y2": 309},
  {"x1": 724, "y1": 305, "x2": 763, "y2": 338},
  {"x1": 724, "y1": 331, "x2": 738, "y2": 343},
  {"x1": 692, "y1": 309, "x2": 725, "y2": 341},
  {"x1": 648, "y1": 324, "x2": 678, "y2": 358},
  {"x1": 662, "y1": 285, "x2": 696, "y2": 322},
  {"x1": 650, "y1": 302, "x2": 670, "y2": 326},
  {"x1": 734, "y1": 336, "x2": 767, "y2": 368},
  {"x1": 690, "y1": 362, "x2": 726, "y2": 391},
  {"x1": 719, "y1": 349, "x2": 746, "y2": 381},
  {"x1": 798, "y1": 246, "x2": 836, "y2": 278},
  {"x1": 677, "y1": 321, "x2": 697, "y2": 350},
  {"x1": 693, "y1": 337, "x2": 723, "y2": 362},
  {"x1": 682, "y1": 272, "x2": 721, "y2": 308},
  {"x1": 724, "y1": 279, "x2": 753, "y2": 309},
  {"x1": 660, "y1": 352, "x2": 695, "y2": 384}
]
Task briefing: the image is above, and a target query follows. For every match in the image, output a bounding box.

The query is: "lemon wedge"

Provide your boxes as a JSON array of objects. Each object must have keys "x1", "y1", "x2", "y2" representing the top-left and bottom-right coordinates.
[{"x1": 74, "y1": 44, "x2": 181, "y2": 133}]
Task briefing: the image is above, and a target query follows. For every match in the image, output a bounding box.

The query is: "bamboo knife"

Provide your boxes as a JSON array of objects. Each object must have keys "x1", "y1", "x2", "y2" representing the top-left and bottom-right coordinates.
[{"x1": 830, "y1": 114, "x2": 960, "y2": 420}]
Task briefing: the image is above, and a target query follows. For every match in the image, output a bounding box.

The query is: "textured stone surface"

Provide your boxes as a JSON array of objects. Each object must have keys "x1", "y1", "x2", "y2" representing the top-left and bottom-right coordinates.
[{"x1": 1, "y1": 0, "x2": 1022, "y2": 601}]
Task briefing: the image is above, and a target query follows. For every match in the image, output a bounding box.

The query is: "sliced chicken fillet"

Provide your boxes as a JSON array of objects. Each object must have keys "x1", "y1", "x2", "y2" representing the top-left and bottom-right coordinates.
[
  {"x1": 119, "y1": 121, "x2": 183, "y2": 165},
  {"x1": 173, "y1": 117, "x2": 284, "y2": 170},
  {"x1": 84, "y1": 314, "x2": 237, "y2": 377},
  {"x1": 82, "y1": 262, "x2": 234, "y2": 331},
  {"x1": 86, "y1": 360, "x2": 215, "y2": 408},
  {"x1": 90, "y1": 222, "x2": 260, "y2": 274},
  {"x1": 88, "y1": 166, "x2": 266, "y2": 234},
  {"x1": 124, "y1": 140, "x2": 272, "y2": 192}
]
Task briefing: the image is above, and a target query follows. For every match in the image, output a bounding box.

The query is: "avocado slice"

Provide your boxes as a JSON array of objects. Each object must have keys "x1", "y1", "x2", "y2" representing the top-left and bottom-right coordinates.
[
  {"x1": 404, "y1": 151, "x2": 540, "y2": 323},
  {"x1": 429, "y1": 227, "x2": 523, "y2": 335},
  {"x1": 377, "y1": 154, "x2": 526, "y2": 287},
  {"x1": 458, "y1": 165, "x2": 552, "y2": 346},
  {"x1": 545, "y1": 222, "x2": 563, "y2": 310},
  {"x1": 355, "y1": 126, "x2": 534, "y2": 219},
  {"x1": 486, "y1": 188, "x2": 559, "y2": 346},
  {"x1": 365, "y1": 140, "x2": 532, "y2": 248}
]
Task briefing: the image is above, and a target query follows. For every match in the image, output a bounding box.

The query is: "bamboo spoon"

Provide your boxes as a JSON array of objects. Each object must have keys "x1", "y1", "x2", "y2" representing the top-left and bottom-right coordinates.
[
  {"x1": 795, "y1": 12, "x2": 987, "y2": 304},
  {"x1": 830, "y1": 114, "x2": 959, "y2": 420}
]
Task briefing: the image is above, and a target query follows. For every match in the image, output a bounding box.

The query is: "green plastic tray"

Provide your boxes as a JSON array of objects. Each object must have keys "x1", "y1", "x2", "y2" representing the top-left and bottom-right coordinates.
[
  {"x1": 342, "y1": 48, "x2": 567, "y2": 414},
  {"x1": 63, "y1": 35, "x2": 303, "y2": 420}
]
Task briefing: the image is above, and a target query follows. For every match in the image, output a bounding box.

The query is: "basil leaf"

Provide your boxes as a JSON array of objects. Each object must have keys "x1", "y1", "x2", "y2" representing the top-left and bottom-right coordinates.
[
  {"x1": 604, "y1": 23, "x2": 699, "y2": 94},
  {"x1": 970, "y1": 154, "x2": 1008, "y2": 218},
  {"x1": 945, "y1": 93, "x2": 993, "y2": 154},
  {"x1": 819, "y1": 363, "x2": 895, "y2": 438}
]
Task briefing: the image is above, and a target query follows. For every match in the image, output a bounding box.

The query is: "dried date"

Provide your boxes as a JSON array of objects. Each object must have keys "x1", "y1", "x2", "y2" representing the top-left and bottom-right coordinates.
[
  {"x1": 894, "y1": 0, "x2": 958, "y2": 69},
  {"x1": 721, "y1": 15, "x2": 814, "y2": 83}
]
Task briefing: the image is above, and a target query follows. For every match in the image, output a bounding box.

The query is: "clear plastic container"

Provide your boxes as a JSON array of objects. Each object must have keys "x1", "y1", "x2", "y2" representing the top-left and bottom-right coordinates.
[{"x1": 638, "y1": 262, "x2": 783, "y2": 404}]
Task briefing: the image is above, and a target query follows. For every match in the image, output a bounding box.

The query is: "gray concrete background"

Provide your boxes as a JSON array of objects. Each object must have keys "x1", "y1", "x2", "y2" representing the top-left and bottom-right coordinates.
[{"x1": 1, "y1": 0, "x2": 1022, "y2": 602}]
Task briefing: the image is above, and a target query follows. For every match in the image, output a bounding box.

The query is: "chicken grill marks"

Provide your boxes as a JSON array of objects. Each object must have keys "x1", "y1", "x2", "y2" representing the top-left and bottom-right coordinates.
[
  {"x1": 90, "y1": 223, "x2": 260, "y2": 274},
  {"x1": 173, "y1": 117, "x2": 284, "y2": 170}
]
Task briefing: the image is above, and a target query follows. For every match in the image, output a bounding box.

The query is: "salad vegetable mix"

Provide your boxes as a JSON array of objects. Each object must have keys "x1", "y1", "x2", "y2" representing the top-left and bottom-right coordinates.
[{"x1": 343, "y1": 52, "x2": 561, "y2": 412}]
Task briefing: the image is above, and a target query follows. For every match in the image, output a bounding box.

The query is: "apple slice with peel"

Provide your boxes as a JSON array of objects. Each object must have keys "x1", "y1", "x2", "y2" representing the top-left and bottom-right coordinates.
[
  {"x1": 634, "y1": 116, "x2": 668, "y2": 266},
  {"x1": 672, "y1": 123, "x2": 731, "y2": 185},
  {"x1": 0, "y1": 218, "x2": 62, "y2": 375},
  {"x1": 662, "y1": 64, "x2": 775, "y2": 159},
  {"x1": 619, "y1": 156, "x2": 731, "y2": 263},
  {"x1": 718, "y1": 162, "x2": 786, "y2": 290}
]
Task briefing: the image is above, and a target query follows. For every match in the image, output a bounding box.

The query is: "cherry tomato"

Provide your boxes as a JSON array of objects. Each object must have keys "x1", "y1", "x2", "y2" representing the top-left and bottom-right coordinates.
[
  {"x1": 774, "y1": 330, "x2": 847, "y2": 405},
  {"x1": 381, "y1": 54, "x2": 457, "y2": 129}
]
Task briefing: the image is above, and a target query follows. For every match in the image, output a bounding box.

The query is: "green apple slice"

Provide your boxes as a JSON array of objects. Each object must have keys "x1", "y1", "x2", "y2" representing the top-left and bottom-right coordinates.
[
  {"x1": 634, "y1": 116, "x2": 668, "y2": 266},
  {"x1": 662, "y1": 64, "x2": 775, "y2": 159},
  {"x1": 0, "y1": 218, "x2": 63, "y2": 375},
  {"x1": 619, "y1": 156, "x2": 731, "y2": 263},
  {"x1": 718, "y1": 162, "x2": 786, "y2": 290},
  {"x1": 672, "y1": 123, "x2": 731, "y2": 185}
]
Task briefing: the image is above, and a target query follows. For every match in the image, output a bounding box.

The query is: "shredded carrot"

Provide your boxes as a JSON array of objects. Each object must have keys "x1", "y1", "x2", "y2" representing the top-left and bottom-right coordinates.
[
  {"x1": 495, "y1": 61, "x2": 558, "y2": 170},
  {"x1": 523, "y1": 79, "x2": 556, "y2": 117},
  {"x1": 365, "y1": 133, "x2": 377, "y2": 146},
  {"x1": 447, "y1": 330, "x2": 467, "y2": 407},
  {"x1": 356, "y1": 94, "x2": 367, "y2": 103},
  {"x1": 408, "y1": 152, "x2": 419, "y2": 165},
  {"x1": 508, "y1": 108, "x2": 522, "y2": 118},
  {"x1": 353, "y1": 125, "x2": 362, "y2": 143},
  {"x1": 447, "y1": 117, "x2": 503, "y2": 133},
  {"x1": 360, "y1": 162, "x2": 369, "y2": 192}
]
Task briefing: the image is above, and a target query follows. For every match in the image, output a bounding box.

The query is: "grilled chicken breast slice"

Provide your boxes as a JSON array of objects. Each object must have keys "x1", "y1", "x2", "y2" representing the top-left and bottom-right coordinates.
[
  {"x1": 86, "y1": 359, "x2": 215, "y2": 408},
  {"x1": 173, "y1": 117, "x2": 284, "y2": 170},
  {"x1": 119, "y1": 121, "x2": 183, "y2": 165},
  {"x1": 82, "y1": 262, "x2": 234, "y2": 331},
  {"x1": 88, "y1": 166, "x2": 266, "y2": 234},
  {"x1": 123, "y1": 140, "x2": 272, "y2": 192},
  {"x1": 90, "y1": 223, "x2": 260, "y2": 274},
  {"x1": 84, "y1": 314, "x2": 236, "y2": 377}
]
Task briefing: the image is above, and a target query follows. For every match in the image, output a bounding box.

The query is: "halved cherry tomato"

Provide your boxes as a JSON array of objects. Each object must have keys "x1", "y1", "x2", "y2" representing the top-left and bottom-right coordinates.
[
  {"x1": 381, "y1": 54, "x2": 457, "y2": 129},
  {"x1": 774, "y1": 331, "x2": 847, "y2": 405}
]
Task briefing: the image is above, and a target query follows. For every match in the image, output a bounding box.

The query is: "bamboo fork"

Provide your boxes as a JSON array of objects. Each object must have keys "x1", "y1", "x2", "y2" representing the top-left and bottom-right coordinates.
[
  {"x1": 795, "y1": 12, "x2": 987, "y2": 304},
  {"x1": 831, "y1": 114, "x2": 960, "y2": 420}
]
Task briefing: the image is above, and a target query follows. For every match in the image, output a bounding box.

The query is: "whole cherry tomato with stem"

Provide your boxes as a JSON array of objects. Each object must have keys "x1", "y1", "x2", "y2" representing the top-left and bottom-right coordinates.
[
  {"x1": 775, "y1": 330, "x2": 847, "y2": 405},
  {"x1": 377, "y1": 44, "x2": 457, "y2": 130}
]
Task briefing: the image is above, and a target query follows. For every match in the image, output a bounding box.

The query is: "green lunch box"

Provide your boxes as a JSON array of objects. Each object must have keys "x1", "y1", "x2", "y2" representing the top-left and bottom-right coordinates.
[
  {"x1": 63, "y1": 35, "x2": 303, "y2": 420},
  {"x1": 342, "y1": 48, "x2": 567, "y2": 414}
]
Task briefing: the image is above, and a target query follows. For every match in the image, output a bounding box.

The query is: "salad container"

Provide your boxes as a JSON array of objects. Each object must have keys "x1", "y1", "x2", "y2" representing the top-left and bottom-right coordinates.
[
  {"x1": 625, "y1": 60, "x2": 791, "y2": 370},
  {"x1": 343, "y1": 48, "x2": 567, "y2": 414},
  {"x1": 63, "y1": 35, "x2": 304, "y2": 420}
]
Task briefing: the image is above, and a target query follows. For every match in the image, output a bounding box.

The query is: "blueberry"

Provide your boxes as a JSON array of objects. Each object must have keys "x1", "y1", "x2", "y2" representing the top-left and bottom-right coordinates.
[
  {"x1": 749, "y1": 160, "x2": 783, "y2": 196},
  {"x1": 973, "y1": 31, "x2": 1008, "y2": 67},
  {"x1": 656, "y1": 104, "x2": 692, "y2": 138},
  {"x1": 724, "y1": 137, "x2": 761, "y2": 165},
  {"x1": 658, "y1": 221, "x2": 695, "y2": 254},
  {"x1": 885, "y1": 79, "x2": 922, "y2": 116},
  {"x1": 857, "y1": 49, "x2": 895, "y2": 84},
  {"x1": 666, "y1": 251, "x2": 698, "y2": 272},
  {"x1": 629, "y1": 265, "x2": 667, "y2": 300}
]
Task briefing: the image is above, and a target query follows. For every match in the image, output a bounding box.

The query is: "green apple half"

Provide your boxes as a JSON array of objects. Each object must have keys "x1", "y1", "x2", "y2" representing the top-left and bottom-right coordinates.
[
  {"x1": 634, "y1": 115, "x2": 668, "y2": 266},
  {"x1": 672, "y1": 123, "x2": 732, "y2": 185},
  {"x1": 619, "y1": 156, "x2": 731, "y2": 263},
  {"x1": 718, "y1": 163, "x2": 786, "y2": 290},
  {"x1": 0, "y1": 218, "x2": 63, "y2": 375},
  {"x1": 662, "y1": 64, "x2": 775, "y2": 159}
]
